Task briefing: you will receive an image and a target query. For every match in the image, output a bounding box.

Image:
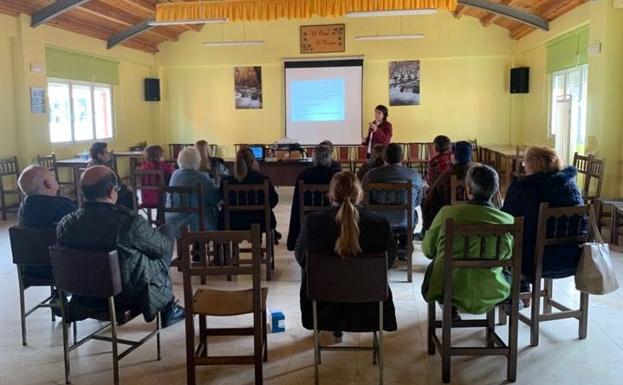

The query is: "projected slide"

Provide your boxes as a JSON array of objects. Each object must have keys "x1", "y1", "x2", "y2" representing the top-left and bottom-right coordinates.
[{"x1": 290, "y1": 78, "x2": 345, "y2": 122}]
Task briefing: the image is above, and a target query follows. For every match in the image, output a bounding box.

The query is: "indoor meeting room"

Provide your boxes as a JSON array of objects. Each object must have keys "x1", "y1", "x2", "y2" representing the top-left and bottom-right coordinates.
[{"x1": 1, "y1": 1, "x2": 623, "y2": 385}]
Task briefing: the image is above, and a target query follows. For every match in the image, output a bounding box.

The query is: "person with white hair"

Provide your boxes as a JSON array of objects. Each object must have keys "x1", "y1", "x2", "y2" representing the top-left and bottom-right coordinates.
[
  {"x1": 17, "y1": 165, "x2": 77, "y2": 227},
  {"x1": 167, "y1": 147, "x2": 220, "y2": 233}
]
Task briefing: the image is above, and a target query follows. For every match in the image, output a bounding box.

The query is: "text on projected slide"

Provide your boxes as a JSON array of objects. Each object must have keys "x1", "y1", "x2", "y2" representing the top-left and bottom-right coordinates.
[{"x1": 290, "y1": 78, "x2": 345, "y2": 122}]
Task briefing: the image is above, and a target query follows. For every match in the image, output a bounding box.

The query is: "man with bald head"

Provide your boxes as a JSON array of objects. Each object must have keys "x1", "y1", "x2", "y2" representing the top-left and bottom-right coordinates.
[
  {"x1": 17, "y1": 165, "x2": 77, "y2": 227},
  {"x1": 57, "y1": 166, "x2": 184, "y2": 328}
]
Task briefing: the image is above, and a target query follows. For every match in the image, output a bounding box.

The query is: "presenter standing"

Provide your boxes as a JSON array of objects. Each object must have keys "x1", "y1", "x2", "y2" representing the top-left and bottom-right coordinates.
[{"x1": 364, "y1": 105, "x2": 393, "y2": 156}]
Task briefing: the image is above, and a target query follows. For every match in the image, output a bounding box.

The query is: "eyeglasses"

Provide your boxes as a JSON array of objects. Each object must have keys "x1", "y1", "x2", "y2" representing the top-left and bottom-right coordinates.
[{"x1": 114, "y1": 184, "x2": 121, "y2": 192}]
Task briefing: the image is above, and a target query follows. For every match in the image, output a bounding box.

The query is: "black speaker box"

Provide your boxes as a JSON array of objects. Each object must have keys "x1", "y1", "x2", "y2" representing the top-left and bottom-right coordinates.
[
  {"x1": 144, "y1": 78, "x2": 160, "y2": 101},
  {"x1": 510, "y1": 67, "x2": 530, "y2": 94}
]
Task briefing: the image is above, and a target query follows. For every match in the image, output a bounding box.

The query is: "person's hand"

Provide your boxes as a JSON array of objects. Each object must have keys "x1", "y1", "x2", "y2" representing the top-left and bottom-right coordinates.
[{"x1": 370, "y1": 122, "x2": 378, "y2": 132}]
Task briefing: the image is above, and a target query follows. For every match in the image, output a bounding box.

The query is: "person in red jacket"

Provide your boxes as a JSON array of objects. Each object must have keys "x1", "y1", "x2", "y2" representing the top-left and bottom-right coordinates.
[{"x1": 364, "y1": 105, "x2": 393, "y2": 156}]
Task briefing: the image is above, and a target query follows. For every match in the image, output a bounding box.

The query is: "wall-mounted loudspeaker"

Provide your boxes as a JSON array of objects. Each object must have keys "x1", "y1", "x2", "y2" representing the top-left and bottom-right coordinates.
[
  {"x1": 510, "y1": 67, "x2": 530, "y2": 94},
  {"x1": 144, "y1": 78, "x2": 160, "y2": 101}
]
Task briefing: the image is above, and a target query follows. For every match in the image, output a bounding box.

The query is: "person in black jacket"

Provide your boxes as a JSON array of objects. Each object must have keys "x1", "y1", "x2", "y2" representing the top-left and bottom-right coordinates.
[
  {"x1": 287, "y1": 144, "x2": 340, "y2": 250},
  {"x1": 218, "y1": 147, "x2": 279, "y2": 238},
  {"x1": 87, "y1": 142, "x2": 133, "y2": 209},
  {"x1": 502, "y1": 147, "x2": 586, "y2": 294},
  {"x1": 295, "y1": 171, "x2": 398, "y2": 336},
  {"x1": 57, "y1": 166, "x2": 184, "y2": 328}
]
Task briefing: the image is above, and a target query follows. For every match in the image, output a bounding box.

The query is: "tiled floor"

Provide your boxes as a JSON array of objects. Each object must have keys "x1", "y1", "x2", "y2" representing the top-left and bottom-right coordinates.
[{"x1": 1, "y1": 187, "x2": 623, "y2": 385}]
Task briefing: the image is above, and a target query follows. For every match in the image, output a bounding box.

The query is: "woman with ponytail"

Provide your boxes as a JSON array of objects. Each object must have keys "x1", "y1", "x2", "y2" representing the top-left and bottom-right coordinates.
[
  {"x1": 295, "y1": 171, "x2": 398, "y2": 334},
  {"x1": 218, "y1": 147, "x2": 280, "y2": 241}
]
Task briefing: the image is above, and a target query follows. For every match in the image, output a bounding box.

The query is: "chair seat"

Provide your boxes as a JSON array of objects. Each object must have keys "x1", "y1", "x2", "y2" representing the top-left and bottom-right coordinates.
[
  {"x1": 193, "y1": 287, "x2": 268, "y2": 316},
  {"x1": 92, "y1": 306, "x2": 143, "y2": 325},
  {"x1": 22, "y1": 276, "x2": 54, "y2": 287}
]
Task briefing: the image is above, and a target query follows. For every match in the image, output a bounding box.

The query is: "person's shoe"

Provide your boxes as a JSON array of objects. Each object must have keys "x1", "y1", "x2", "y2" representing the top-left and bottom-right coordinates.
[
  {"x1": 161, "y1": 301, "x2": 185, "y2": 328},
  {"x1": 274, "y1": 230, "x2": 282, "y2": 245},
  {"x1": 333, "y1": 331, "x2": 343, "y2": 343},
  {"x1": 413, "y1": 232, "x2": 424, "y2": 241}
]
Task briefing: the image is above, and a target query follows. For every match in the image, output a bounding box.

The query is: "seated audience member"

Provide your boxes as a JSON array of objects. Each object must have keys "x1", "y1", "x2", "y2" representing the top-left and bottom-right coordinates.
[
  {"x1": 57, "y1": 166, "x2": 184, "y2": 327},
  {"x1": 362, "y1": 143, "x2": 423, "y2": 228},
  {"x1": 426, "y1": 135, "x2": 453, "y2": 186},
  {"x1": 295, "y1": 171, "x2": 397, "y2": 337},
  {"x1": 357, "y1": 143, "x2": 386, "y2": 181},
  {"x1": 195, "y1": 139, "x2": 230, "y2": 185},
  {"x1": 422, "y1": 141, "x2": 473, "y2": 231},
  {"x1": 287, "y1": 144, "x2": 340, "y2": 251},
  {"x1": 168, "y1": 147, "x2": 220, "y2": 234},
  {"x1": 140, "y1": 145, "x2": 175, "y2": 208},
  {"x1": 502, "y1": 147, "x2": 585, "y2": 291},
  {"x1": 219, "y1": 147, "x2": 280, "y2": 241},
  {"x1": 17, "y1": 165, "x2": 77, "y2": 227},
  {"x1": 422, "y1": 164, "x2": 514, "y2": 315},
  {"x1": 87, "y1": 142, "x2": 133, "y2": 209},
  {"x1": 318, "y1": 140, "x2": 342, "y2": 173}
]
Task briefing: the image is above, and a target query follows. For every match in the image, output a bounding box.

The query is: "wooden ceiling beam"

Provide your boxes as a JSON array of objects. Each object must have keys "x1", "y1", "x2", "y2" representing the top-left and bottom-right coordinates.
[
  {"x1": 31, "y1": 0, "x2": 90, "y2": 27},
  {"x1": 108, "y1": 20, "x2": 154, "y2": 49},
  {"x1": 454, "y1": 5, "x2": 467, "y2": 18},
  {"x1": 458, "y1": 0, "x2": 549, "y2": 31},
  {"x1": 480, "y1": 0, "x2": 518, "y2": 27}
]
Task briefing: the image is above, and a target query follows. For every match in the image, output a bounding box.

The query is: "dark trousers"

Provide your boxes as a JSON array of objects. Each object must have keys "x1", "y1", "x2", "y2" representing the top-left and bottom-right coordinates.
[{"x1": 157, "y1": 223, "x2": 176, "y2": 268}]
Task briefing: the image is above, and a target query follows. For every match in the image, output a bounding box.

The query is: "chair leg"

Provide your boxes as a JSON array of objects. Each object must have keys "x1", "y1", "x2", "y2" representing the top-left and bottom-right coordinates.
[
  {"x1": 262, "y1": 310, "x2": 268, "y2": 362},
  {"x1": 427, "y1": 301, "x2": 435, "y2": 355},
  {"x1": 313, "y1": 301, "x2": 320, "y2": 385},
  {"x1": 508, "y1": 287, "x2": 520, "y2": 383},
  {"x1": 266, "y1": 232, "x2": 273, "y2": 281},
  {"x1": 486, "y1": 310, "x2": 495, "y2": 348},
  {"x1": 530, "y1": 279, "x2": 542, "y2": 347},
  {"x1": 60, "y1": 292, "x2": 71, "y2": 384},
  {"x1": 73, "y1": 322, "x2": 77, "y2": 344},
  {"x1": 108, "y1": 298, "x2": 119, "y2": 385},
  {"x1": 407, "y1": 236, "x2": 413, "y2": 283},
  {"x1": 156, "y1": 313, "x2": 161, "y2": 361},
  {"x1": 544, "y1": 279, "x2": 553, "y2": 314},
  {"x1": 372, "y1": 332, "x2": 378, "y2": 365},
  {"x1": 498, "y1": 305, "x2": 508, "y2": 326},
  {"x1": 378, "y1": 301, "x2": 384, "y2": 385},
  {"x1": 579, "y1": 292, "x2": 589, "y2": 339},
  {"x1": 51, "y1": 287, "x2": 56, "y2": 322},
  {"x1": 18, "y1": 280, "x2": 26, "y2": 346},
  {"x1": 199, "y1": 315, "x2": 207, "y2": 357},
  {"x1": 441, "y1": 303, "x2": 452, "y2": 383}
]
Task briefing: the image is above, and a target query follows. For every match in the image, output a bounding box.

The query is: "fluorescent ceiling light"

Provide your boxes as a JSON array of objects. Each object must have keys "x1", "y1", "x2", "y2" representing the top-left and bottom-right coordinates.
[
  {"x1": 355, "y1": 34, "x2": 424, "y2": 41},
  {"x1": 346, "y1": 9, "x2": 437, "y2": 17},
  {"x1": 149, "y1": 18, "x2": 227, "y2": 26},
  {"x1": 203, "y1": 40, "x2": 264, "y2": 47}
]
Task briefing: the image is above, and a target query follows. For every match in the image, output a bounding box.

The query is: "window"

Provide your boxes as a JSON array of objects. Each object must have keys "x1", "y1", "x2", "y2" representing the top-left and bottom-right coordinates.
[
  {"x1": 549, "y1": 64, "x2": 588, "y2": 164},
  {"x1": 48, "y1": 79, "x2": 114, "y2": 143}
]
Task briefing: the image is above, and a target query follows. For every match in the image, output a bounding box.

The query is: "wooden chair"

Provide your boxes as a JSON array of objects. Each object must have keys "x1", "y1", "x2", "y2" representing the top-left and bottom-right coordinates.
[
  {"x1": 610, "y1": 205, "x2": 623, "y2": 249},
  {"x1": 168, "y1": 143, "x2": 192, "y2": 161},
  {"x1": 513, "y1": 146, "x2": 528, "y2": 179},
  {"x1": 500, "y1": 202, "x2": 592, "y2": 347},
  {"x1": 407, "y1": 142, "x2": 432, "y2": 176},
  {"x1": 130, "y1": 169, "x2": 165, "y2": 225},
  {"x1": 363, "y1": 181, "x2": 414, "y2": 282},
  {"x1": 222, "y1": 180, "x2": 275, "y2": 281},
  {"x1": 307, "y1": 251, "x2": 388, "y2": 385},
  {"x1": 468, "y1": 139, "x2": 479, "y2": 162},
  {"x1": 428, "y1": 218, "x2": 523, "y2": 383},
  {"x1": 450, "y1": 175, "x2": 467, "y2": 205},
  {"x1": 50, "y1": 247, "x2": 160, "y2": 385},
  {"x1": 0, "y1": 156, "x2": 21, "y2": 220},
  {"x1": 37, "y1": 153, "x2": 59, "y2": 179},
  {"x1": 335, "y1": 145, "x2": 353, "y2": 173},
  {"x1": 353, "y1": 145, "x2": 369, "y2": 173},
  {"x1": 9, "y1": 226, "x2": 60, "y2": 346},
  {"x1": 573, "y1": 152, "x2": 605, "y2": 203},
  {"x1": 180, "y1": 224, "x2": 268, "y2": 385},
  {"x1": 298, "y1": 181, "x2": 331, "y2": 228}
]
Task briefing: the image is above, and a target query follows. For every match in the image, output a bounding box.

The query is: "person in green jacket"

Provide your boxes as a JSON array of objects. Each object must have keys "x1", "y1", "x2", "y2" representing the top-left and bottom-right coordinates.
[{"x1": 421, "y1": 164, "x2": 515, "y2": 315}]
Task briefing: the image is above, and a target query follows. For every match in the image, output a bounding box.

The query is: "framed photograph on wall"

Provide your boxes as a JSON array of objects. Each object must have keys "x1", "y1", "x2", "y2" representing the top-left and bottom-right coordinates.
[
  {"x1": 389, "y1": 60, "x2": 421, "y2": 106},
  {"x1": 234, "y1": 66, "x2": 263, "y2": 109},
  {"x1": 30, "y1": 87, "x2": 47, "y2": 113},
  {"x1": 300, "y1": 24, "x2": 345, "y2": 54}
]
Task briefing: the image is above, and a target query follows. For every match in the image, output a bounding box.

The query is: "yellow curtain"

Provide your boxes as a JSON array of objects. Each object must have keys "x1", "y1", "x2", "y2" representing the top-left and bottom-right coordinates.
[{"x1": 155, "y1": 0, "x2": 457, "y2": 22}]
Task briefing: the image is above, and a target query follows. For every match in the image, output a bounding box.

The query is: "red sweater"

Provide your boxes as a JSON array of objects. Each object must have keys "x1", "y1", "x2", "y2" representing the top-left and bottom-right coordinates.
[
  {"x1": 140, "y1": 161, "x2": 175, "y2": 208},
  {"x1": 364, "y1": 121, "x2": 393, "y2": 151}
]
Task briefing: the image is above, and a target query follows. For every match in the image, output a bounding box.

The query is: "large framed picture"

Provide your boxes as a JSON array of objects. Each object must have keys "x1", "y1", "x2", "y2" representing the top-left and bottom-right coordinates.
[
  {"x1": 300, "y1": 24, "x2": 345, "y2": 54},
  {"x1": 234, "y1": 66, "x2": 263, "y2": 109},
  {"x1": 389, "y1": 60, "x2": 421, "y2": 106}
]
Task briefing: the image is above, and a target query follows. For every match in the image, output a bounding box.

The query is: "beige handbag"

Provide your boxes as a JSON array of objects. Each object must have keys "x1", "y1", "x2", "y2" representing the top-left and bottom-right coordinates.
[{"x1": 575, "y1": 207, "x2": 620, "y2": 295}]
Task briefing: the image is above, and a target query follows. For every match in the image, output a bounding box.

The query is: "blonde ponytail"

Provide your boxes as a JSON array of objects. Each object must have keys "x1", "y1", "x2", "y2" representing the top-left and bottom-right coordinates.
[
  {"x1": 329, "y1": 171, "x2": 363, "y2": 258},
  {"x1": 234, "y1": 147, "x2": 255, "y2": 182}
]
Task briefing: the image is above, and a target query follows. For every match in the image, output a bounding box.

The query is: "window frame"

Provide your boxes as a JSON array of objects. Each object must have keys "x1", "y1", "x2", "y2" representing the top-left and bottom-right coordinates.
[
  {"x1": 47, "y1": 77, "x2": 115, "y2": 144},
  {"x1": 547, "y1": 64, "x2": 588, "y2": 139}
]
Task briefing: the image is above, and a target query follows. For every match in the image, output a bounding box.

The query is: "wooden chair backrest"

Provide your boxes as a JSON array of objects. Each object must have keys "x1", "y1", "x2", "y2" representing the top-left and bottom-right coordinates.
[
  {"x1": 168, "y1": 143, "x2": 192, "y2": 161},
  {"x1": 573, "y1": 153, "x2": 605, "y2": 201},
  {"x1": 306, "y1": 252, "x2": 388, "y2": 303},
  {"x1": 408, "y1": 142, "x2": 432, "y2": 161},
  {"x1": 336, "y1": 146, "x2": 351, "y2": 161},
  {"x1": 357, "y1": 145, "x2": 368, "y2": 161},
  {"x1": 130, "y1": 168, "x2": 165, "y2": 210},
  {"x1": 513, "y1": 146, "x2": 528, "y2": 179},
  {"x1": 298, "y1": 181, "x2": 331, "y2": 227},
  {"x1": 222, "y1": 180, "x2": 271, "y2": 232},
  {"x1": 0, "y1": 156, "x2": 19, "y2": 177},
  {"x1": 468, "y1": 139, "x2": 479, "y2": 162},
  {"x1": 9, "y1": 226, "x2": 58, "y2": 266},
  {"x1": 363, "y1": 181, "x2": 413, "y2": 231},
  {"x1": 157, "y1": 183, "x2": 205, "y2": 230},
  {"x1": 441, "y1": 218, "x2": 524, "y2": 309},
  {"x1": 37, "y1": 154, "x2": 58, "y2": 175}
]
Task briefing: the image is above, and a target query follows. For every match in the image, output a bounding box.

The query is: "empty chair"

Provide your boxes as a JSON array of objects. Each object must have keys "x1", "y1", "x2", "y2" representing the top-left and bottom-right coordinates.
[
  {"x1": 9, "y1": 226, "x2": 59, "y2": 346},
  {"x1": 50, "y1": 247, "x2": 161, "y2": 385},
  {"x1": 500, "y1": 203, "x2": 592, "y2": 347},
  {"x1": 0, "y1": 156, "x2": 21, "y2": 220},
  {"x1": 307, "y1": 251, "x2": 389, "y2": 385},
  {"x1": 427, "y1": 218, "x2": 523, "y2": 383},
  {"x1": 573, "y1": 152, "x2": 605, "y2": 203},
  {"x1": 180, "y1": 224, "x2": 268, "y2": 385},
  {"x1": 407, "y1": 142, "x2": 432, "y2": 175}
]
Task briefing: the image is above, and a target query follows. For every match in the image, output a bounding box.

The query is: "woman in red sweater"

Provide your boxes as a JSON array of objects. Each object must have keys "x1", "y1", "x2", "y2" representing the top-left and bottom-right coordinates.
[
  {"x1": 364, "y1": 105, "x2": 393, "y2": 156},
  {"x1": 140, "y1": 145, "x2": 175, "y2": 208}
]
